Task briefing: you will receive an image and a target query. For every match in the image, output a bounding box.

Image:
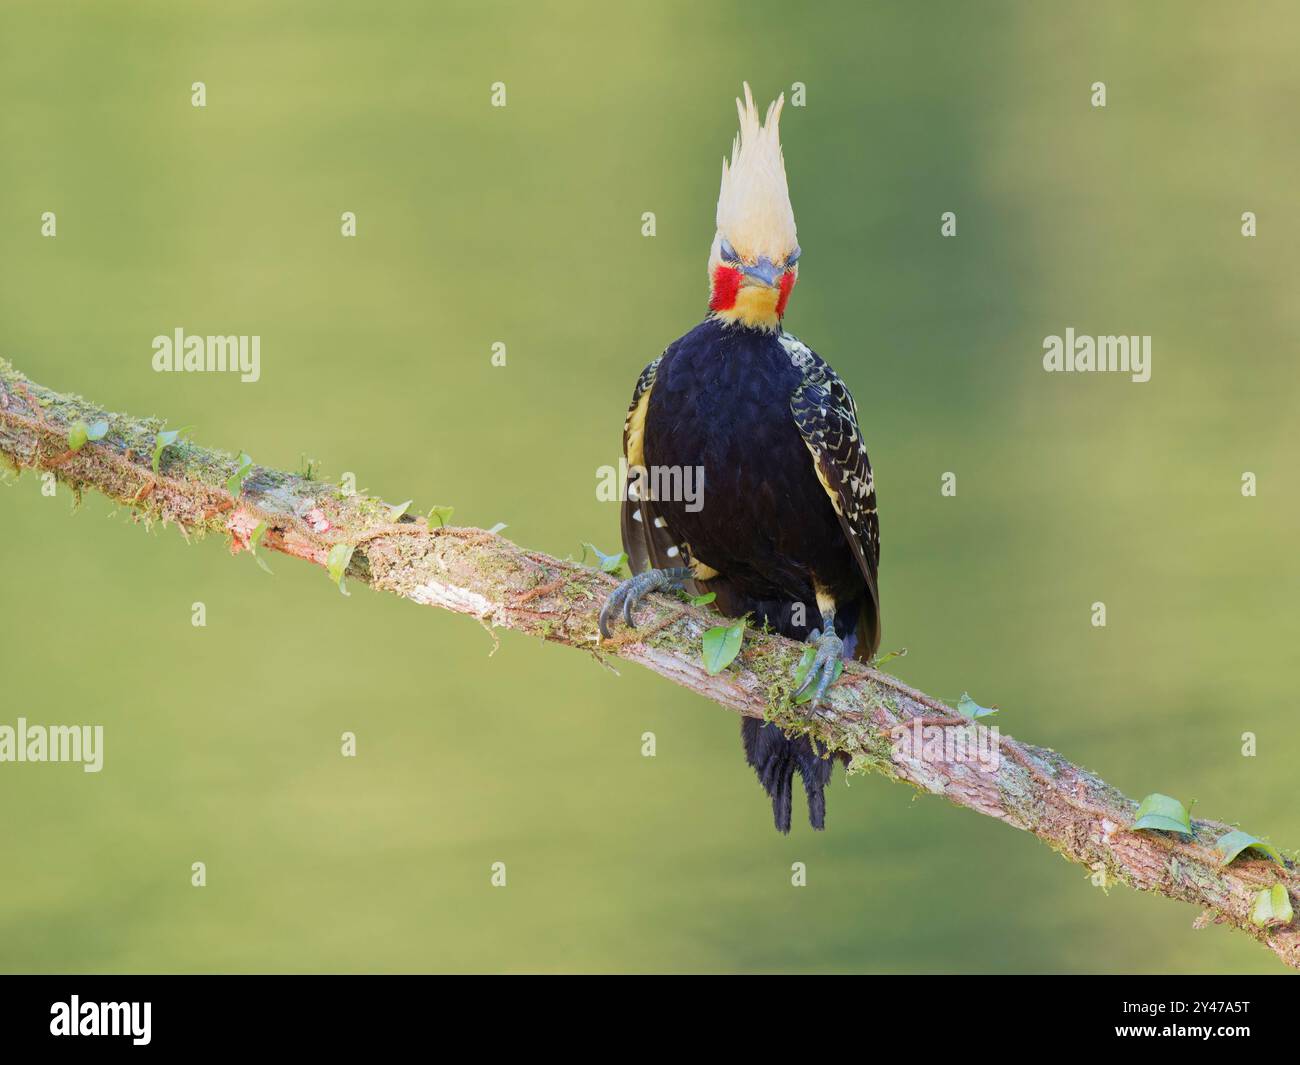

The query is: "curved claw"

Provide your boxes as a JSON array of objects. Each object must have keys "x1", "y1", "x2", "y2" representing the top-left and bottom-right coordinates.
[
  {"x1": 598, "y1": 567, "x2": 692, "y2": 640},
  {"x1": 598, "y1": 580, "x2": 632, "y2": 639},
  {"x1": 793, "y1": 628, "x2": 844, "y2": 711}
]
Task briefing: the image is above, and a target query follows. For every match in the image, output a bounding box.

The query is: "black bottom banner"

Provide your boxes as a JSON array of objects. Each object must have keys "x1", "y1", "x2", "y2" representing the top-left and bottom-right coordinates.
[{"x1": 0, "y1": 974, "x2": 1294, "y2": 1052}]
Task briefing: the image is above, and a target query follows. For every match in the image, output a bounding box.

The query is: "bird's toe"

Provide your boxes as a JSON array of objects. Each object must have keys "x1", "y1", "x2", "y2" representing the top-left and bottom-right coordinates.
[
  {"x1": 793, "y1": 630, "x2": 844, "y2": 710},
  {"x1": 598, "y1": 580, "x2": 633, "y2": 638},
  {"x1": 599, "y1": 568, "x2": 690, "y2": 639}
]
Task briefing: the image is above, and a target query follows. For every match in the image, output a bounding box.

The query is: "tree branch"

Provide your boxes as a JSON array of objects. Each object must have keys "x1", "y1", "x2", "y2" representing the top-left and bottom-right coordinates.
[{"x1": 2, "y1": 358, "x2": 1296, "y2": 970}]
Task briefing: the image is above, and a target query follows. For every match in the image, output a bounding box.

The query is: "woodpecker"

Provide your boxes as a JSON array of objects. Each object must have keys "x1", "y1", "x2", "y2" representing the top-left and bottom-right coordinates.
[{"x1": 599, "y1": 84, "x2": 881, "y2": 833}]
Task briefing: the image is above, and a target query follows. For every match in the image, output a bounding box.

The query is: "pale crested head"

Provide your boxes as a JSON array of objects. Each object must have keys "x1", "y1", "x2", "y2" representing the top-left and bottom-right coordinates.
[
  {"x1": 708, "y1": 83, "x2": 801, "y2": 331},
  {"x1": 715, "y1": 83, "x2": 798, "y2": 265}
]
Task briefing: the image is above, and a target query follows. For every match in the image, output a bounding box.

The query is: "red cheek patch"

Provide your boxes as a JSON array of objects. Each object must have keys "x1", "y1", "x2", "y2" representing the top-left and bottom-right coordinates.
[
  {"x1": 775, "y1": 271, "x2": 795, "y2": 317},
  {"x1": 709, "y1": 265, "x2": 741, "y2": 311}
]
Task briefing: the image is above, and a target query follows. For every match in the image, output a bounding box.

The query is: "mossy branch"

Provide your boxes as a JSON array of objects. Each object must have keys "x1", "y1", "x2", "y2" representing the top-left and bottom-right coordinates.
[{"x1": 2, "y1": 358, "x2": 1297, "y2": 970}]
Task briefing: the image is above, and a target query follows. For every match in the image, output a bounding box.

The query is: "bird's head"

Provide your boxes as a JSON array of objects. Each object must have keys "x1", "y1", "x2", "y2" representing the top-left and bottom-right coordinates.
[{"x1": 708, "y1": 83, "x2": 800, "y2": 332}]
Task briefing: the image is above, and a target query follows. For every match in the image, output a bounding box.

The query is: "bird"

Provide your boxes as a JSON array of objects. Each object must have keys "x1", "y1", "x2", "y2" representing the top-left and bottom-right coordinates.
[{"x1": 598, "y1": 83, "x2": 882, "y2": 833}]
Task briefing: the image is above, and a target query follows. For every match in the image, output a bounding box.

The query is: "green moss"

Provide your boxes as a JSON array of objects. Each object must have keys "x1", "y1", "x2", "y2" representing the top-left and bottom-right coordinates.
[{"x1": 562, "y1": 580, "x2": 595, "y2": 602}]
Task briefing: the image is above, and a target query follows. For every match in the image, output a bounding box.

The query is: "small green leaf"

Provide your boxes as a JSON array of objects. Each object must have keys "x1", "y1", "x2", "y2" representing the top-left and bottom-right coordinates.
[
  {"x1": 582, "y1": 542, "x2": 628, "y2": 574},
  {"x1": 487, "y1": 522, "x2": 508, "y2": 535},
  {"x1": 226, "y1": 452, "x2": 254, "y2": 496},
  {"x1": 956, "y1": 692, "x2": 998, "y2": 719},
  {"x1": 151, "y1": 426, "x2": 192, "y2": 474},
  {"x1": 702, "y1": 618, "x2": 745, "y2": 675},
  {"x1": 67, "y1": 422, "x2": 88, "y2": 452},
  {"x1": 1132, "y1": 793, "x2": 1193, "y2": 835},
  {"x1": 687, "y1": 592, "x2": 716, "y2": 607},
  {"x1": 249, "y1": 522, "x2": 274, "y2": 575},
  {"x1": 1249, "y1": 883, "x2": 1294, "y2": 928},
  {"x1": 1215, "y1": 830, "x2": 1283, "y2": 867},
  {"x1": 873, "y1": 647, "x2": 907, "y2": 668},
  {"x1": 327, "y1": 543, "x2": 356, "y2": 596},
  {"x1": 427, "y1": 505, "x2": 454, "y2": 527},
  {"x1": 792, "y1": 647, "x2": 844, "y2": 704},
  {"x1": 388, "y1": 499, "x2": 413, "y2": 521},
  {"x1": 792, "y1": 646, "x2": 815, "y2": 684}
]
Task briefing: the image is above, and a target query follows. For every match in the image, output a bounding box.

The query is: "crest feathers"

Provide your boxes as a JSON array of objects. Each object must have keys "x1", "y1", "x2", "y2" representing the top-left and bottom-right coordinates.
[{"x1": 716, "y1": 82, "x2": 797, "y2": 262}]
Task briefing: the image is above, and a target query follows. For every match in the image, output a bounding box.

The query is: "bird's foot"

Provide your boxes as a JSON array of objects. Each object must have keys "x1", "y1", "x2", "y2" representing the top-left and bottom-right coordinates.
[
  {"x1": 793, "y1": 627, "x2": 844, "y2": 712},
  {"x1": 598, "y1": 567, "x2": 692, "y2": 639}
]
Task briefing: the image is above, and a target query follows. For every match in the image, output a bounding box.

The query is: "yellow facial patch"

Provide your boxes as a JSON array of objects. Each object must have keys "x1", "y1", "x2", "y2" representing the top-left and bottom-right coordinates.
[{"x1": 712, "y1": 284, "x2": 781, "y2": 331}]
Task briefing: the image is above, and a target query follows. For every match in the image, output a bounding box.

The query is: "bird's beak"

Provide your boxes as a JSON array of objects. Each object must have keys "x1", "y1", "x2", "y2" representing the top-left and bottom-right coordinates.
[{"x1": 741, "y1": 257, "x2": 783, "y2": 288}]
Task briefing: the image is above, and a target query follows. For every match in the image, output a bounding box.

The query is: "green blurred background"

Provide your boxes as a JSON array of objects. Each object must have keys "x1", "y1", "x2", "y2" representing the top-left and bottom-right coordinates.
[{"x1": 1, "y1": 0, "x2": 1297, "y2": 974}]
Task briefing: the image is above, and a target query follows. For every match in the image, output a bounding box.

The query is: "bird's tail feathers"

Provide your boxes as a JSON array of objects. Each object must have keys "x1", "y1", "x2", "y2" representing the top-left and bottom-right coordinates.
[{"x1": 741, "y1": 717, "x2": 834, "y2": 833}]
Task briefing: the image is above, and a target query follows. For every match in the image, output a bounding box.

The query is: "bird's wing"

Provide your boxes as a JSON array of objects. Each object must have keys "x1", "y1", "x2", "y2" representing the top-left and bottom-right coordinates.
[
  {"x1": 619, "y1": 354, "x2": 693, "y2": 580},
  {"x1": 785, "y1": 335, "x2": 882, "y2": 658}
]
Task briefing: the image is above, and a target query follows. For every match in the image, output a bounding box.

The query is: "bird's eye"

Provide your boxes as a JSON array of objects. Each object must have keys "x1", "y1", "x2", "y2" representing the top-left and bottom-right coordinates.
[
  {"x1": 785, "y1": 246, "x2": 801, "y2": 268},
  {"x1": 719, "y1": 239, "x2": 740, "y2": 263}
]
